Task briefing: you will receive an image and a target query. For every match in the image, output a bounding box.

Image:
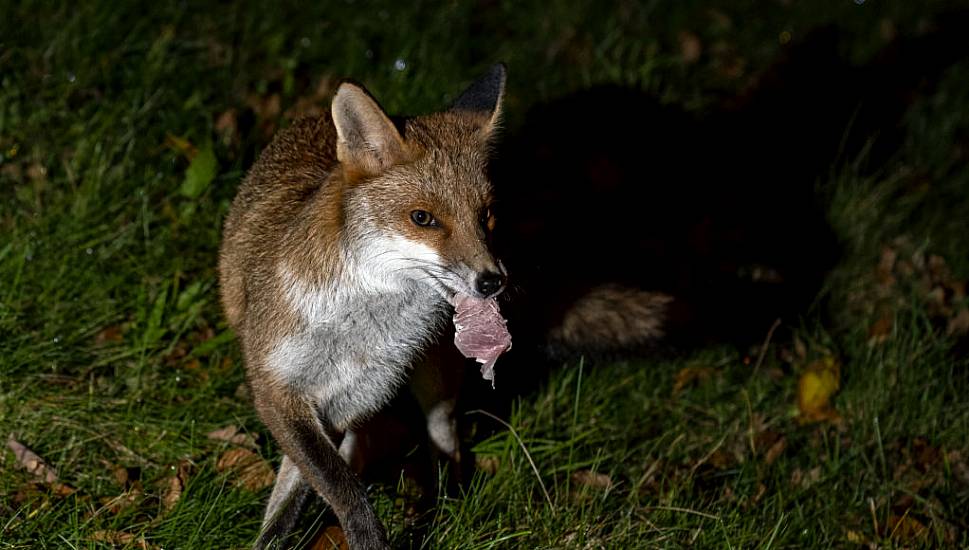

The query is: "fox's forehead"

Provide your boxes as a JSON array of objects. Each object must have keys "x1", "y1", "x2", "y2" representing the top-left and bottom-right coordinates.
[
  {"x1": 393, "y1": 114, "x2": 495, "y2": 207},
  {"x1": 404, "y1": 112, "x2": 490, "y2": 151}
]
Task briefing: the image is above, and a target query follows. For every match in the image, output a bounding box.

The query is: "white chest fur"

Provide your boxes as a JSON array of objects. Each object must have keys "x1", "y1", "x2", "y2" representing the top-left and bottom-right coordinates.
[{"x1": 269, "y1": 260, "x2": 447, "y2": 429}]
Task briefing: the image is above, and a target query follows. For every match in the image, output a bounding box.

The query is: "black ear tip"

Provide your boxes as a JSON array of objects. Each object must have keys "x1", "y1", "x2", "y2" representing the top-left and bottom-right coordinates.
[
  {"x1": 484, "y1": 63, "x2": 507, "y2": 92},
  {"x1": 451, "y1": 63, "x2": 507, "y2": 113}
]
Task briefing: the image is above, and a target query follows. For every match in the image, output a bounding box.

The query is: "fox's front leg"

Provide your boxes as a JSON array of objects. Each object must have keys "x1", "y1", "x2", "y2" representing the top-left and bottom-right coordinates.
[
  {"x1": 410, "y1": 339, "x2": 465, "y2": 486},
  {"x1": 253, "y1": 387, "x2": 388, "y2": 550}
]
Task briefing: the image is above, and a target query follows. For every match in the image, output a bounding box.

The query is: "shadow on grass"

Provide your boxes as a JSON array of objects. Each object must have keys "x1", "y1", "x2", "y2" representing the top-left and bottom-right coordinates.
[{"x1": 339, "y1": 11, "x2": 969, "y2": 540}]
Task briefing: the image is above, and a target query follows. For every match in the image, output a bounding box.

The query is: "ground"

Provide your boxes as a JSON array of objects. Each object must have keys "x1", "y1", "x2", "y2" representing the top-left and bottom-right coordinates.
[{"x1": 1, "y1": 1, "x2": 968, "y2": 548}]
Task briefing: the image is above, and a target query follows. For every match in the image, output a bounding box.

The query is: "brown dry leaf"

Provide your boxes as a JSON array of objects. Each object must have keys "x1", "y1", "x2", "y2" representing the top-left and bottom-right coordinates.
[
  {"x1": 764, "y1": 436, "x2": 787, "y2": 466},
  {"x1": 26, "y1": 162, "x2": 47, "y2": 182},
  {"x1": 247, "y1": 92, "x2": 282, "y2": 140},
  {"x1": 707, "y1": 9, "x2": 732, "y2": 30},
  {"x1": 796, "y1": 357, "x2": 841, "y2": 424},
  {"x1": 475, "y1": 455, "x2": 500, "y2": 475},
  {"x1": 7, "y1": 436, "x2": 59, "y2": 484},
  {"x1": 672, "y1": 366, "x2": 713, "y2": 395},
  {"x1": 876, "y1": 245, "x2": 897, "y2": 289},
  {"x1": 216, "y1": 448, "x2": 275, "y2": 491},
  {"x1": 678, "y1": 31, "x2": 702, "y2": 64},
  {"x1": 215, "y1": 108, "x2": 239, "y2": 145},
  {"x1": 845, "y1": 529, "x2": 868, "y2": 544},
  {"x1": 285, "y1": 76, "x2": 336, "y2": 120},
  {"x1": 790, "y1": 465, "x2": 822, "y2": 489},
  {"x1": 867, "y1": 314, "x2": 893, "y2": 346},
  {"x1": 310, "y1": 525, "x2": 350, "y2": 550},
  {"x1": 98, "y1": 489, "x2": 143, "y2": 516},
  {"x1": 946, "y1": 450, "x2": 969, "y2": 485},
  {"x1": 12, "y1": 481, "x2": 45, "y2": 506},
  {"x1": 911, "y1": 437, "x2": 942, "y2": 473},
  {"x1": 163, "y1": 133, "x2": 198, "y2": 160},
  {"x1": 949, "y1": 279, "x2": 966, "y2": 301},
  {"x1": 880, "y1": 18, "x2": 897, "y2": 41},
  {"x1": 161, "y1": 475, "x2": 182, "y2": 512},
  {"x1": 793, "y1": 335, "x2": 807, "y2": 361},
  {"x1": 216, "y1": 355, "x2": 234, "y2": 374},
  {"x1": 89, "y1": 530, "x2": 155, "y2": 549},
  {"x1": 887, "y1": 513, "x2": 928, "y2": 543},
  {"x1": 111, "y1": 465, "x2": 130, "y2": 487},
  {"x1": 571, "y1": 469, "x2": 614, "y2": 490},
  {"x1": 95, "y1": 325, "x2": 124, "y2": 345},
  {"x1": 235, "y1": 382, "x2": 251, "y2": 401},
  {"x1": 160, "y1": 460, "x2": 191, "y2": 512},
  {"x1": 50, "y1": 482, "x2": 77, "y2": 497},
  {"x1": 206, "y1": 425, "x2": 258, "y2": 449},
  {"x1": 947, "y1": 308, "x2": 969, "y2": 337},
  {"x1": 1, "y1": 163, "x2": 23, "y2": 183}
]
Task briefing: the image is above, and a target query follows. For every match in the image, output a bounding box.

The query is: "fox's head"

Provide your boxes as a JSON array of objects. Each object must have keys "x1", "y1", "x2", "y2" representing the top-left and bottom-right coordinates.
[{"x1": 332, "y1": 65, "x2": 507, "y2": 302}]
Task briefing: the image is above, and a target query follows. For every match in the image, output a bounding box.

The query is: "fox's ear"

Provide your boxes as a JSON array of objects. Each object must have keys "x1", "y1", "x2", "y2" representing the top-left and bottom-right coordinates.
[
  {"x1": 450, "y1": 63, "x2": 506, "y2": 136},
  {"x1": 332, "y1": 82, "x2": 409, "y2": 176}
]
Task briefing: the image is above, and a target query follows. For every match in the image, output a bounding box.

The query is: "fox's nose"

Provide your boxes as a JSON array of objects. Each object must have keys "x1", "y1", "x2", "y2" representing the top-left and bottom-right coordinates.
[{"x1": 475, "y1": 271, "x2": 506, "y2": 297}]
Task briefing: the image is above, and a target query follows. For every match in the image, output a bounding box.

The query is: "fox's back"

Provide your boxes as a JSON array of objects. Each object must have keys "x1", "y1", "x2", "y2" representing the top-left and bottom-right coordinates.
[{"x1": 218, "y1": 115, "x2": 340, "y2": 331}]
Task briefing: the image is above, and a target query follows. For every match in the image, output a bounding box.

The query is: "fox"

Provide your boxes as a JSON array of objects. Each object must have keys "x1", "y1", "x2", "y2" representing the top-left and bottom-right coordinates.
[{"x1": 218, "y1": 65, "x2": 509, "y2": 549}]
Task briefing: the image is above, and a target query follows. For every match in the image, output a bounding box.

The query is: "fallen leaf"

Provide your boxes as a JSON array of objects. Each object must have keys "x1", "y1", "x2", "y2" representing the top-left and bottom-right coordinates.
[
  {"x1": 161, "y1": 475, "x2": 182, "y2": 512},
  {"x1": 215, "y1": 108, "x2": 239, "y2": 145},
  {"x1": 50, "y1": 482, "x2": 77, "y2": 497},
  {"x1": 7, "y1": 436, "x2": 58, "y2": 484},
  {"x1": 95, "y1": 324, "x2": 124, "y2": 345},
  {"x1": 180, "y1": 141, "x2": 218, "y2": 199},
  {"x1": 26, "y1": 162, "x2": 47, "y2": 182},
  {"x1": 115, "y1": 466, "x2": 141, "y2": 488},
  {"x1": 89, "y1": 530, "x2": 155, "y2": 549},
  {"x1": 235, "y1": 382, "x2": 251, "y2": 401},
  {"x1": 707, "y1": 448, "x2": 736, "y2": 470},
  {"x1": 887, "y1": 513, "x2": 928, "y2": 542},
  {"x1": 790, "y1": 465, "x2": 822, "y2": 489},
  {"x1": 13, "y1": 482, "x2": 45, "y2": 506},
  {"x1": 163, "y1": 133, "x2": 198, "y2": 160},
  {"x1": 797, "y1": 357, "x2": 841, "y2": 423},
  {"x1": 876, "y1": 245, "x2": 897, "y2": 288},
  {"x1": 793, "y1": 335, "x2": 807, "y2": 361},
  {"x1": 216, "y1": 448, "x2": 275, "y2": 491},
  {"x1": 867, "y1": 314, "x2": 893, "y2": 345},
  {"x1": 946, "y1": 450, "x2": 969, "y2": 484},
  {"x1": 672, "y1": 366, "x2": 713, "y2": 394},
  {"x1": 247, "y1": 92, "x2": 282, "y2": 139},
  {"x1": 947, "y1": 308, "x2": 969, "y2": 337},
  {"x1": 206, "y1": 425, "x2": 258, "y2": 449},
  {"x1": 160, "y1": 460, "x2": 191, "y2": 512},
  {"x1": 678, "y1": 31, "x2": 702, "y2": 64},
  {"x1": 845, "y1": 529, "x2": 868, "y2": 544},
  {"x1": 571, "y1": 469, "x2": 614, "y2": 490},
  {"x1": 98, "y1": 489, "x2": 142, "y2": 516},
  {"x1": 764, "y1": 436, "x2": 787, "y2": 466},
  {"x1": 475, "y1": 455, "x2": 500, "y2": 475},
  {"x1": 310, "y1": 525, "x2": 349, "y2": 550}
]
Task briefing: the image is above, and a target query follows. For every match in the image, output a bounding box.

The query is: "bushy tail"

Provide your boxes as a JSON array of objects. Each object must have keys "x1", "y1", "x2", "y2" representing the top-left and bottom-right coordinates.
[{"x1": 544, "y1": 284, "x2": 672, "y2": 359}]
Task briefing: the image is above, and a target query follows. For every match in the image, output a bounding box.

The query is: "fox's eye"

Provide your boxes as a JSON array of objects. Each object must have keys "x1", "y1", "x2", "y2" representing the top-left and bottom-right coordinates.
[
  {"x1": 410, "y1": 210, "x2": 436, "y2": 227},
  {"x1": 481, "y1": 208, "x2": 495, "y2": 232}
]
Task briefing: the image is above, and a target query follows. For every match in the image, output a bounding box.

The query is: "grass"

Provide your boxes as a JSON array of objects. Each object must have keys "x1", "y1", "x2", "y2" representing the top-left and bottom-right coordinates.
[{"x1": 2, "y1": 1, "x2": 968, "y2": 548}]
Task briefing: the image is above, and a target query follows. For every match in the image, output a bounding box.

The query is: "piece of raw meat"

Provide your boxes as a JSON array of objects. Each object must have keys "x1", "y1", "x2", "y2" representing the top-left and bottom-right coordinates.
[{"x1": 452, "y1": 293, "x2": 512, "y2": 387}]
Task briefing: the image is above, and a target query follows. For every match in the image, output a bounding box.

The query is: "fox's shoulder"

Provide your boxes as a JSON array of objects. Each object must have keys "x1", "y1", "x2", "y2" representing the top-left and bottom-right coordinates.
[
  {"x1": 224, "y1": 115, "x2": 341, "y2": 244},
  {"x1": 242, "y1": 114, "x2": 339, "y2": 196}
]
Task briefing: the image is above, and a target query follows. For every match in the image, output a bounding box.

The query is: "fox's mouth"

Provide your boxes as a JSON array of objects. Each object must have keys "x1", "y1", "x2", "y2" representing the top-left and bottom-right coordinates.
[
  {"x1": 415, "y1": 265, "x2": 507, "y2": 304},
  {"x1": 417, "y1": 268, "x2": 466, "y2": 305}
]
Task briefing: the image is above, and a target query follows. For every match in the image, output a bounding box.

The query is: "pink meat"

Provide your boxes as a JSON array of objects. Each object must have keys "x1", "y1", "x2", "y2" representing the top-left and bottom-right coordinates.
[{"x1": 452, "y1": 293, "x2": 512, "y2": 387}]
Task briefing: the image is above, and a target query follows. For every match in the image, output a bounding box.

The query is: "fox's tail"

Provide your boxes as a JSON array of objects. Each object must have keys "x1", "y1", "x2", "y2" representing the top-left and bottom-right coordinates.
[{"x1": 543, "y1": 284, "x2": 672, "y2": 359}]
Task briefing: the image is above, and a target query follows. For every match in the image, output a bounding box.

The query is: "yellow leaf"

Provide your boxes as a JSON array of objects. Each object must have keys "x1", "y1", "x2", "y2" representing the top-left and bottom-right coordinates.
[{"x1": 797, "y1": 357, "x2": 841, "y2": 423}]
